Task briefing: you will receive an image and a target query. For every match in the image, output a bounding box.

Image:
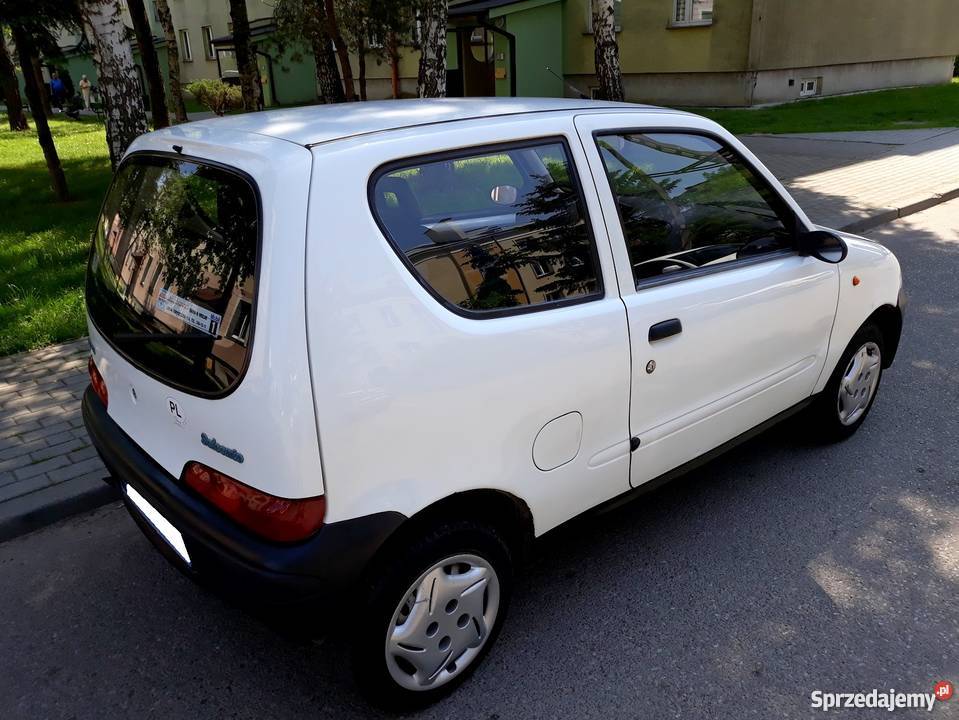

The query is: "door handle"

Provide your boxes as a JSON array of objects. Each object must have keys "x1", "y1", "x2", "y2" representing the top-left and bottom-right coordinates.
[{"x1": 648, "y1": 318, "x2": 682, "y2": 342}]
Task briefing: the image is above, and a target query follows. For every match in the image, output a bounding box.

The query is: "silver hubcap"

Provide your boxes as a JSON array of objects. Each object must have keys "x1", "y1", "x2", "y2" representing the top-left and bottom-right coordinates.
[
  {"x1": 837, "y1": 341, "x2": 881, "y2": 426},
  {"x1": 385, "y1": 553, "x2": 500, "y2": 692}
]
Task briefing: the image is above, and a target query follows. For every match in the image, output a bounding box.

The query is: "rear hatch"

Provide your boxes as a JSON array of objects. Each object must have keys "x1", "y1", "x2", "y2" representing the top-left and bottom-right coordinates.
[
  {"x1": 85, "y1": 137, "x2": 324, "y2": 509},
  {"x1": 86, "y1": 154, "x2": 257, "y2": 396}
]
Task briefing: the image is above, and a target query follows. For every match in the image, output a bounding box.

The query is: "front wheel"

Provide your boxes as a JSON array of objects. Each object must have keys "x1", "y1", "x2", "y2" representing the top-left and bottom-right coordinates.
[
  {"x1": 808, "y1": 323, "x2": 885, "y2": 442},
  {"x1": 351, "y1": 520, "x2": 513, "y2": 710}
]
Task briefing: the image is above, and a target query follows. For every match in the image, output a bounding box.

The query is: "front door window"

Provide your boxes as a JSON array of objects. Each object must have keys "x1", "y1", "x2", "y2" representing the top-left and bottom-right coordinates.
[{"x1": 595, "y1": 132, "x2": 796, "y2": 284}]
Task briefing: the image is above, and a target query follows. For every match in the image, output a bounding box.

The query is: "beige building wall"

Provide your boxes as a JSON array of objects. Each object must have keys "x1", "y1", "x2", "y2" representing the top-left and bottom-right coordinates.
[
  {"x1": 748, "y1": 0, "x2": 959, "y2": 71},
  {"x1": 565, "y1": 0, "x2": 959, "y2": 106},
  {"x1": 564, "y1": 0, "x2": 753, "y2": 76}
]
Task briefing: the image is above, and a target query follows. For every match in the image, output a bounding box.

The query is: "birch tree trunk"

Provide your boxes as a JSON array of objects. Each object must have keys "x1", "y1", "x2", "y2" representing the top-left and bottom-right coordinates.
[
  {"x1": 10, "y1": 24, "x2": 68, "y2": 200},
  {"x1": 591, "y1": 0, "x2": 624, "y2": 102},
  {"x1": 228, "y1": 0, "x2": 261, "y2": 111},
  {"x1": 305, "y1": 0, "x2": 344, "y2": 103},
  {"x1": 127, "y1": 0, "x2": 169, "y2": 127},
  {"x1": 155, "y1": 0, "x2": 188, "y2": 122},
  {"x1": 81, "y1": 0, "x2": 149, "y2": 168},
  {"x1": 417, "y1": 0, "x2": 447, "y2": 98},
  {"x1": 323, "y1": 0, "x2": 355, "y2": 101},
  {"x1": 0, "y1": 32, "x2": 29, "y2": 131}
]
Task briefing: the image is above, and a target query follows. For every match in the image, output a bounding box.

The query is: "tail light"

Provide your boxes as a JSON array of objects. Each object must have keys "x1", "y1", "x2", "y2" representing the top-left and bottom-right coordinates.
[
  {"x1": 182, "y1": 462, "x2": 326, "y2": 543},
  {"x1": 88, "y1": 357, "x2": 108, "y2": 408}
]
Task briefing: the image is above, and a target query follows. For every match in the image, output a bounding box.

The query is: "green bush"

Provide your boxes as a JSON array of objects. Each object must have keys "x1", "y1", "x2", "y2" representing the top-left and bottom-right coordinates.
[{"x1": 185, "y1": 79, "x2": 243, "y2": 116}]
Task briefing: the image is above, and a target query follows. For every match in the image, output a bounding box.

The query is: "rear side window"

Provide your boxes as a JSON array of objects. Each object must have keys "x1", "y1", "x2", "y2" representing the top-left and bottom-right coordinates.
[
  {"x1": 86, "y1": 154, "x2": 259, "y2": 396},
  {"x1": 371, "y1": 140, "x2": 602, "y2": 315},
  {"x1": 595, "y1": 132, "x2": 795, "y2": 285}
]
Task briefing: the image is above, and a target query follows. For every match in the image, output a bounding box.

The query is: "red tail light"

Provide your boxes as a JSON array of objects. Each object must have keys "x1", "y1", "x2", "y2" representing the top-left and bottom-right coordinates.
[
  {"x1": 182, "y1": 462, "x2": 326, "y2": 543},
  {"x1": 88, "y1": 357, "x2": 108, "y2": 408}
]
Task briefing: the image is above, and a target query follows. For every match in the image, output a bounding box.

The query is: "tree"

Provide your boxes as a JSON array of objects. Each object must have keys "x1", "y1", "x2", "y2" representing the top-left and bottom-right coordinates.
[
  {"x1": 591, "y1": 0, "x2": 624, "y2": 102},
  {"x1": 337, "y1": 0, "x2": 411, "y2": 101},
  {"x1": 376, "y1": 2, "x2": 414, "y2": 99},
  {"x1": 416, "y1": 0, "x2": 447, "y2": 98},
  {"x1": 126, "y1": 0, "x2": 168, "y2": 127},
  {"x1": 0, "y1": 29, "x2": 29, "y2": 130},
  {"x1": 79, "y1": 0, "x2": 149, "y2": 168},
  {"x1": 154, "y1": 0, "x2": 187, "y2": 122},
  {"x1": 228, "y1": 0, "x2": 260, "y2": 111},
  {"x1": 385, "y1": 30, "x2": 400, "y2": 98},
  {"x1": 324, "y1": 0, "x2": 355, "y2": 100},
  {"x1": 30, "y1": 53, "x2": 52, "y2": 118},
  {"x1": 333, "y1": 0, "x2": 369, "y2": 99},
  {"x1": 9, "y1": 23, "x2": 68, "y2": 200},
  {"x1": 0, "y1": 0, "x2": 78, "y2": 200},
  {"x1": 272, "y1": 0, "x2": 344, "y2": 104}
]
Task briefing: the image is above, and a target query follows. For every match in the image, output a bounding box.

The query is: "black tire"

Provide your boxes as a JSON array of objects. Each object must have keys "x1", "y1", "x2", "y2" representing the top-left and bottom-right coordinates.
[
  {"x1": 808, "y1": 322, "x2": 885, "y2": 443},
  {"x1": 351, "y1": 520, "x2": 513, "y2": 711}
]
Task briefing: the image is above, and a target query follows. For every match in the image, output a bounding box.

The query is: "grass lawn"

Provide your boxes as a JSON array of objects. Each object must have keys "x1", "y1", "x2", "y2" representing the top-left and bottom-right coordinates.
[
  {"x1": 0, "y1": 114, "x2": 112, "y2": 356},
  {"x1": 694, "y1": 79, "x2": 959, "y2": 135}
]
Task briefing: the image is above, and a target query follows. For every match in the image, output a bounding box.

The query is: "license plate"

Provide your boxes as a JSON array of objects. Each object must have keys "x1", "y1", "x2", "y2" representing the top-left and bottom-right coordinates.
[{"x1": 125, "y1": 484, "x2": 191, "y2": 566}]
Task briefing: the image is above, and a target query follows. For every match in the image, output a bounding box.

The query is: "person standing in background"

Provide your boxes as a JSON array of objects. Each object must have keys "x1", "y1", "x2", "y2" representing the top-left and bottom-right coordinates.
[
  {"x1": 50, "y1": 71, "x2": 64, "y2": 110},
  {"x1": 79, "y1": 74, "x2": 92, "y2": 110}
]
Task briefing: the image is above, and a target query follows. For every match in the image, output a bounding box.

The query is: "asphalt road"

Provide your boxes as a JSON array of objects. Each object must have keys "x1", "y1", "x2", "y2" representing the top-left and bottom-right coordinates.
[{"x1": 3, "y1": 201, "x2": 959, "y2": 719}]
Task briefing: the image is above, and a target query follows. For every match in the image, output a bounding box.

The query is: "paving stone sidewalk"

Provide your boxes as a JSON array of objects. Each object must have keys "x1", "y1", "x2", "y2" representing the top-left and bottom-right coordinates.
[
  {"x1": 742, "y1": 127, "x2": 959, "y2": 231},
  {"x1": 0, "y1": 339, "x2": 115, "y2": 540},
  {"x1": 2, "y1": 125, "x2": 959, "y2": 541}
]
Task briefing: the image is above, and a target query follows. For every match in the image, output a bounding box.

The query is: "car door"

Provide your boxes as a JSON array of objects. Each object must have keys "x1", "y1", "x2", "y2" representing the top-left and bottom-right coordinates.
[{"x1": 575, "y1": 113, "x2": 840, "y2": 488}]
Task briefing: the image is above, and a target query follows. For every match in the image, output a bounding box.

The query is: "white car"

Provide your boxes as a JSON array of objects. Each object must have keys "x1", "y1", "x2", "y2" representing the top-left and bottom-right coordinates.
[{"x1": 82, "y1": 98, "x2": 904, "y2": 708}]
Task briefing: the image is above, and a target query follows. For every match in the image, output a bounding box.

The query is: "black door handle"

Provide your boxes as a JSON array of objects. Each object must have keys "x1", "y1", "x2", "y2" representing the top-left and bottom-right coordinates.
[{"x1": 649, "y1": 318, "x2": 682, "y2": 342}]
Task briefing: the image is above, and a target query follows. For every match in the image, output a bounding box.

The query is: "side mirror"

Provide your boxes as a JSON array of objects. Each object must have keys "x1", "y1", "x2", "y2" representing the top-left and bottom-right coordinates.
[{"x1": 799, "y1": 230, "x2": 848, "y2": 264}]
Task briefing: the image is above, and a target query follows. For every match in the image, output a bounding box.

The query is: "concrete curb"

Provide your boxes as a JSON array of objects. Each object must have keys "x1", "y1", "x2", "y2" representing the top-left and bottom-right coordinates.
[
  {"x1": 0, "y1": 474, "x2": 120, "y2": 543},
  {"x1": 839, "y1": 187, "x2": 959, "y2": 234}
]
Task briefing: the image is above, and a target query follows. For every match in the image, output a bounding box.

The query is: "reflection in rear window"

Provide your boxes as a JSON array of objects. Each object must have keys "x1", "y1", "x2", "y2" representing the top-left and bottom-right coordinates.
[
  {"x1": 371, "y1": 141, "x2": 601, "y2": 315},
  {"x1": 86, "y1": 155, "x2": 259, "y2": 395}
]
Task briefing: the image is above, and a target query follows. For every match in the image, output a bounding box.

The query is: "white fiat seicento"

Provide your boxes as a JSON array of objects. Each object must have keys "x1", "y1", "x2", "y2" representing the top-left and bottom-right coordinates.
[{"x1": 83, "y1": 98, "x2": 903, "y2": 707}]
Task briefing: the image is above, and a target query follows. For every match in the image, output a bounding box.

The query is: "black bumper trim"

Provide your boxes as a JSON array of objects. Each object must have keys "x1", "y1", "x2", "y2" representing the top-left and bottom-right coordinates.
[{"x1": 82, "y1": 387, "x2": 406, "y2": 607}]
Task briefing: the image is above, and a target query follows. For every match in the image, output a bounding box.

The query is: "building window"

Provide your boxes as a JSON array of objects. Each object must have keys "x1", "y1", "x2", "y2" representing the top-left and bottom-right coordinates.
[
  {"x1": 202, "y1": 25, "x2": 215, "y2": 60},
  {"x1": 673, "y1": 0, "x2": 714, "y2": 26},
  {"x1": 139, "y1": 255, "x2": 154, "y2": 286},
  {"x1": 150, "y1": 0, "x2": 159, "y2": 21},
  {"x1": 585, "y1": 0, "x2": 622, "y2": 33},
  {"x1": 228, "y1": 300, "x2": 253, "y2": 345},
  {"x1": 371, "y1": 140, "x2": 603, "y2": 316},
  {"x1": 799, "y1": 77, "x2": 820, "y2": 97},
  {"x1": 179, "y1": 29, "x2": 193, "y2": 61}
]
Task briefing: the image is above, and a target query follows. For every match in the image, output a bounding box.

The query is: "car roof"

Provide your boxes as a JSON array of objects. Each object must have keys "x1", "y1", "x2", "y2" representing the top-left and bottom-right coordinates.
[{"x1": 172, "y1": 97, "x2": 681, "y2": 148}]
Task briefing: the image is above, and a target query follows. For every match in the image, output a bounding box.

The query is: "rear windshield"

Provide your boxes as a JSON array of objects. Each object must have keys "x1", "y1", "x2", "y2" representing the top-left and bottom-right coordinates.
[{"x1": 86, "y1": 154, "x2": 259, "y2": 396}]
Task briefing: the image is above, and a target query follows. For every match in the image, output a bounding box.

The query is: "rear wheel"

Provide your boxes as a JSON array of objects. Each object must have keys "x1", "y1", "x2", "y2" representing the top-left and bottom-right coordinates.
[
  {"x1": 352, "y1": 520, "x2": 512, "y2": 709},
  {"x1": 808, "y1": 323, "x2": 884, "y2": 442}
]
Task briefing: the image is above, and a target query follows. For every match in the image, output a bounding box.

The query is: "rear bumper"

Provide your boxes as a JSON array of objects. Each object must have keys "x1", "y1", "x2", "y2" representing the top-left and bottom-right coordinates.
[{"x1": 82, "y1": 387, "x2": 405, "y2": 612}]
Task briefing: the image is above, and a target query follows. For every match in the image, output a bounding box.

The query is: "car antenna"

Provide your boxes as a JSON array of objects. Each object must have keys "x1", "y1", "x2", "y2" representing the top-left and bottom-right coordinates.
[{"x1": 546, "y1": 66, "x2": 589, "y2": 100}]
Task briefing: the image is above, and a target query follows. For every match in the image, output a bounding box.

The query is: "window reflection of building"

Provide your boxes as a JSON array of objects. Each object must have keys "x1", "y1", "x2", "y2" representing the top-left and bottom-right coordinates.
[
  {"x1": 409, "y1": 233, "x2": 574, "y2": 310},
  {"x1": 101, "y1": 213, "x2": 254, "y2": 386}
]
